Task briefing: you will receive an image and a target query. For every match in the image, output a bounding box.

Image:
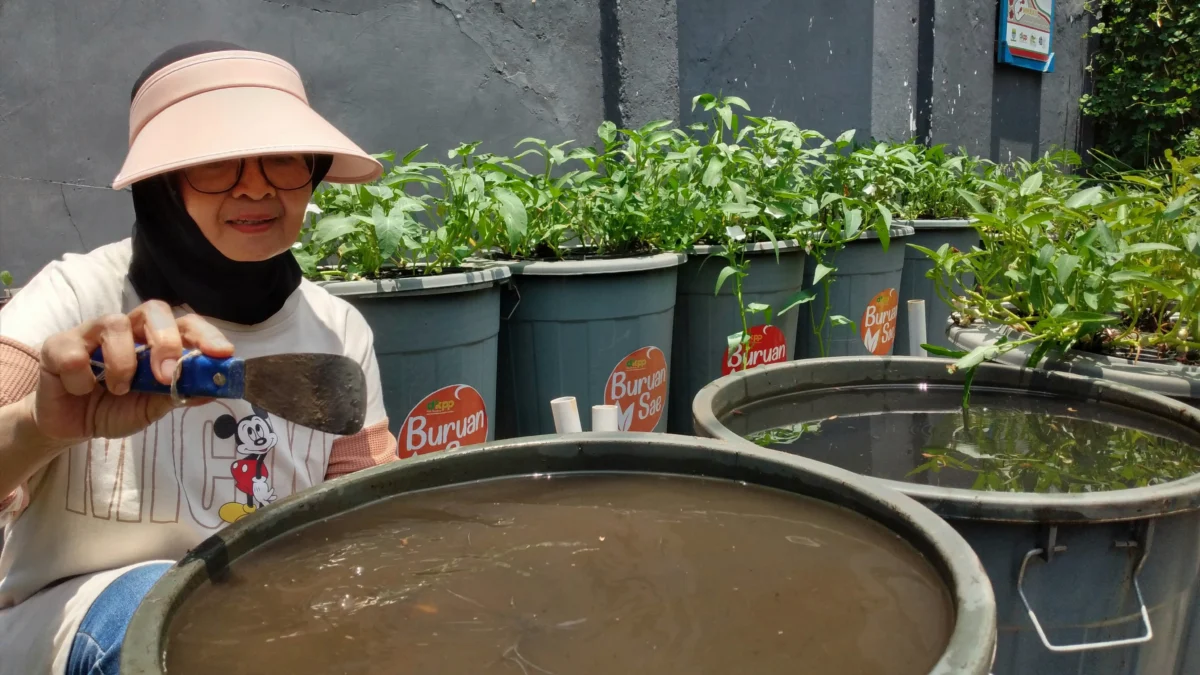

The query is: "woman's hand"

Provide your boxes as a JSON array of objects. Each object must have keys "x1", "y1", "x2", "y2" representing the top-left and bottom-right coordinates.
[{"x1": 27, "y1": 300, "x2": 235, "y2": 446}]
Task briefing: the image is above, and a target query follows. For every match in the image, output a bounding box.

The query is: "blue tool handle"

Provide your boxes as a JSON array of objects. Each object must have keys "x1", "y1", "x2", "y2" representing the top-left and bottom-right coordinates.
[{"x1": 89, "y1": 344, "x2": 246, "y2": 399}]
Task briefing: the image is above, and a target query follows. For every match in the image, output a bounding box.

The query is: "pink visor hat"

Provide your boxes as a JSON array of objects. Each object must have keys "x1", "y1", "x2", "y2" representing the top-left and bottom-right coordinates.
[{"x1": 113, "y1": 50, "x2": 383, "y2": 190}]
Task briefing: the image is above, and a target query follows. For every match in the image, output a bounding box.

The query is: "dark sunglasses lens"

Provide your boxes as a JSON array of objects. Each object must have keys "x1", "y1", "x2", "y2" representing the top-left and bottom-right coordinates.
[
  {"x1": 263, "y1": 154, "x2": 316, "y2": 190},
  {"x1": 183, "y1": 160, "x2": 240, "y2": 193}
]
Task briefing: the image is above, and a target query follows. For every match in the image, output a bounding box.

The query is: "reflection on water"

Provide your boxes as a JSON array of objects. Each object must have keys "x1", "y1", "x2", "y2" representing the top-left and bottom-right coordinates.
[{"x1": 732, "y1": 385, "x2": 1200, "y2": 493}]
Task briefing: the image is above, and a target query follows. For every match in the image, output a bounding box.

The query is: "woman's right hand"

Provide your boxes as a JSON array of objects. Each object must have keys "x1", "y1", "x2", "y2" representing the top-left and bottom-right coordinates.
[{"x1": 27, "y1": 300, "x2": 235, "y2": 446}]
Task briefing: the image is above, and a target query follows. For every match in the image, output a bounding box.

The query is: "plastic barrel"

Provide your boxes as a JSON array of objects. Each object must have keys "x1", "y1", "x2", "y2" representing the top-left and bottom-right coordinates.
[
  {"x1": 323, "y1": 267, "x2": 508, "y2": 458},
  {"x1": 121, "y1": 432, "x2": 998, "y2": 675},
  {"x1": 667, "y1": 241, "x2": 806, "y2": 434},
  {"x1": 797, "y1": 225, "x2": 914, "y2": 358},
  {"x1": 495, "y1": 253, "x2": 685, "y2": 437},
  {"x1": 694, "y1": 357, "x2": 1200, "y2": 675},
  {"x1": 893, "y1": 220, "x2": 980, "y2": 355}
]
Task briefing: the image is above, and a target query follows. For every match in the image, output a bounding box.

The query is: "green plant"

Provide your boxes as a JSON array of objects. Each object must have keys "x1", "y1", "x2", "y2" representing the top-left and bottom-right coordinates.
[
  {"x1": 0, "y1": 271, "x2": 12, "y2": 288},
  {"x1": 922, "y1": 151, "x2": 1200, "y2": 387},
  {"x1": 1082, "y1": 0, "x2": 1200, "y2": 167}
]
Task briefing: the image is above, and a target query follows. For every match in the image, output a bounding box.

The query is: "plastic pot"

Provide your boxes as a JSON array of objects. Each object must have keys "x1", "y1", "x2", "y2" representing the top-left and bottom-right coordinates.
[
  {"x1": 797, "y1": 225, "x2": 914, "y2": 358},
  {"x1": 667, "y1": 240, "x2": 807, "y2": 434},
  {"x1": 694, "y1": 357, "x2": 1200, "y2": 675},
  {"x1": 495, "y1": 253, "x2": 685, "y2": 437},
  {"x1": 121, "y1": 432, "x2": 997, "y2": 675},
  {"x1": 893, "y1": 220, "x2": 979, "y2": 355},
  {"x1": 949, "y1": 320, "x2": 1200, "y2": 407},
  {"x1": 322, "y1": 267, "x2": 509, "y2": 457}
]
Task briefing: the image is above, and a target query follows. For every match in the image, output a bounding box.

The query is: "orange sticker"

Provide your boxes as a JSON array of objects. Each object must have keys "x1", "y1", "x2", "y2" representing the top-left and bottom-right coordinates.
[
  {"x1": 399, "y1": 384, "x2": 488, "y2": 459},
  {"x1": 722, "y1": 324, "x2": 789, "y2": 376},
  {"x1": 861, "y1": 288, "x2": 900, "y2": 355},
  {"x1": 604, "y1": 346, "x2": 668, "y2": 432}
]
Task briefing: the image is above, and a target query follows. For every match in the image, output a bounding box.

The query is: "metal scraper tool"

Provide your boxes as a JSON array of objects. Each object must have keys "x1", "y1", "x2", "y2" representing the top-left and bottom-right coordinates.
[{"x1": 90, "y1": 346, "x2": 367, "y2": 435}]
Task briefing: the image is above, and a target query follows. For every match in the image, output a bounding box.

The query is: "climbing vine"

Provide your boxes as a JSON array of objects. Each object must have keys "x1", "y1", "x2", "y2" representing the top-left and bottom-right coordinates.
[{"x1": 1081, "y1": 0, "x2": 1199, "y2": 166}]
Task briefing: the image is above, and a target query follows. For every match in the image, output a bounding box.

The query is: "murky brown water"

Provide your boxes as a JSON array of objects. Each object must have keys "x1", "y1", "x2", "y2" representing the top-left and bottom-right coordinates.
[{"x1": 166, "y1": 474, "x2": 954, "y2": 675}]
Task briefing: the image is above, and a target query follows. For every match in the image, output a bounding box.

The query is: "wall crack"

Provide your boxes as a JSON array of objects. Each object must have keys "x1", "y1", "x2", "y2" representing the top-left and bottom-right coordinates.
[{"x1": 59, "y1": 185, "x2": 86, "y2": 249}]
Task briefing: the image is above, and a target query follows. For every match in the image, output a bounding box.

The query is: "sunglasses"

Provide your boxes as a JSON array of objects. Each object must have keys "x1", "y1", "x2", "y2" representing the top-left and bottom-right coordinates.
[{"x1": 181, "y1": 154, "x2": 316, "y2": 194}]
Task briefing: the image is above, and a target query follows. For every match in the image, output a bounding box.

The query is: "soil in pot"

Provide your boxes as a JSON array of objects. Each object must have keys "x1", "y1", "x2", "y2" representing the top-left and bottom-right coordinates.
[
  {"x1": 733, "y1": 385, "x2": 1200, "y2": 493},
  {"x1": 165, "y1": 473, "x2": 954, "y2": 675}
]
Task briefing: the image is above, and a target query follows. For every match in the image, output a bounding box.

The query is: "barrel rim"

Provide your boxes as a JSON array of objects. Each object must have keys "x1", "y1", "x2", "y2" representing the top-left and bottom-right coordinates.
[
  {"x1": 692, "y1": 356, "x2": 1200, "y2": 523},
  {"x1": 500, "y1": 251, "x2": 687, "y2": 277},
  {"x1": 318, "y1": 265, "x2": 511, "y2": 297},
  {"x1": 120, "y1": 432, "x2": 996, "y2": 675},
  {"x1": 685, "y1": 239, "x2": 804, "y2": 256}
]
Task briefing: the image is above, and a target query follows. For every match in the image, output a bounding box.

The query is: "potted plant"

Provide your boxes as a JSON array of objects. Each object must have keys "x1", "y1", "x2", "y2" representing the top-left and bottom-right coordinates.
[
  {"x1": 293, "y1": 149, "x2": 510, "y2": 458},
  {"x1": 788, "y1": 132, "x2": 915, "y2": 359},
  {"x1": 478, "y1": 123, "x2": 687, "y2": 438},
  {"x1": 883, "y1": 143, "x2": 988, "y2": 354},
  {"x1": 932, "y1": 152, "x2": 1200, "y2": 405},
  {"x1": 662, "y1": 94, "x2": 823, "y2": 433},
  {"x1": 0, "y1": 271, "x2": 13, "y2": 309}
]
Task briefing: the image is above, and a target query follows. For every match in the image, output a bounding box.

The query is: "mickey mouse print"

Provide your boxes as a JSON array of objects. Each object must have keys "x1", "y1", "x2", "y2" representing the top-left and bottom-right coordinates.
[{"x1": 216, "y1": 405, "x2": 280, "y2": 524}]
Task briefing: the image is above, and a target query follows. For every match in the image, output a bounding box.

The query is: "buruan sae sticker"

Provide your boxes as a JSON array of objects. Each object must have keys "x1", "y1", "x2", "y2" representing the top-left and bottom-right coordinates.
[
  {"x1": 399, "y1": 384, "x2": 488, "y2": 459},
  {"x1": 604, "y1": 346, "x2": 668, "y2": 432},
  {"x1": 861, "y1": 288, "x2": 899, "y2": 355},
  {"x1": 722, "y1": 324, "x2": 788, "y2": 375}
]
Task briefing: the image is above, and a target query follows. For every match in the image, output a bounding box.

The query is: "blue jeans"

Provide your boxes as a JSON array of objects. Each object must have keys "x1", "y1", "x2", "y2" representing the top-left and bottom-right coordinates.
[{"x1": 66, "y1": 562, "x2": 172, "y2": 675}]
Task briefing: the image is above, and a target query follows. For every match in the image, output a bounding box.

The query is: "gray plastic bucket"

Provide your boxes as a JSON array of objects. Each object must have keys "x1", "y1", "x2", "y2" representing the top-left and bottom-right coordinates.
[
  {"x1": 495, "y1": 253, "x2": 685, "y2": 438},
  {"x1": 797, "y1": 225, "x2": 914, "y2": 358},
  {"x1": 667, "y1": 241, "x2": 807, "y2": 434},
  {"x1": 693, "y1": 357, "x2": 1200, "y2": 675},
  {"x1": 323, "y1": 267, "x2": 509, "y2": 457},
  {"x1": 120, "y1": 432, "x2": 997, "y2": 675},
  {"x1": 948, "y1": 320, "x2": 1200, "y2": 406},
  {"x1": 893, "y1": 220, "x2": 979, "y2": 355}
]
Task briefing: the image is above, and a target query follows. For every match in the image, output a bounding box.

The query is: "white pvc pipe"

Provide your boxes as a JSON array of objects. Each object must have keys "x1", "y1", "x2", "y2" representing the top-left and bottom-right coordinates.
[
  {"x1": 907, "y1": 299, "x2": 928, "y2": 357},
  {"x1": 551, "y1": 396, "x2": 583, "y2": 434},
  {"x1": 591, "y1": 405, "x2": 619, "y2": 432}
]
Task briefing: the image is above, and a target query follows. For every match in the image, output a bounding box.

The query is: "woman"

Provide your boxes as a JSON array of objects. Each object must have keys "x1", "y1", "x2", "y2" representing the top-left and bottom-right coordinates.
[{"x1": 0, "y1": 42, "x2": 397, "y2": 674}]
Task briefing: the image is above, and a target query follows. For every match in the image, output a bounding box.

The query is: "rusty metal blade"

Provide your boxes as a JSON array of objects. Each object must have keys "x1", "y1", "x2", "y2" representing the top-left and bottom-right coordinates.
[{"x1": 243, "y1": 353, "x2": 367, "y2": 435}]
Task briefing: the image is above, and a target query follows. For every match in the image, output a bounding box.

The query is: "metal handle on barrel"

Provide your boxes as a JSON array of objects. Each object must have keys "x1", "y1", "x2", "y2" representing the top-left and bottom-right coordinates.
[{"x1": 1016, "y1": 523, "x2": 1155, "y2": 653}]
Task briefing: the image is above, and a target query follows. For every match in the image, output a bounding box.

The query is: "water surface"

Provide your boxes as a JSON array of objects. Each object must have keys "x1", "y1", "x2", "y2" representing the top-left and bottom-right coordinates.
[{"x1": 167, "y1": 473, "x2": 953, "y2": 675}]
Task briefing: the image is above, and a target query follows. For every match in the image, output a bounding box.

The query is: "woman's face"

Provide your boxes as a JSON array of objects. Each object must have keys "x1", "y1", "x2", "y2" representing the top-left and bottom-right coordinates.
[{"x1": 178, "y1": 156, "x2": 312, "y2": 262}]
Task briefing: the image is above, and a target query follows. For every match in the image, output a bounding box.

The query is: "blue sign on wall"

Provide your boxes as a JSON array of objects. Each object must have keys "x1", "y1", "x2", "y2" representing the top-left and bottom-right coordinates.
[{"x1": 998, "y1": 0, "x2": 1056, "y2": 73}]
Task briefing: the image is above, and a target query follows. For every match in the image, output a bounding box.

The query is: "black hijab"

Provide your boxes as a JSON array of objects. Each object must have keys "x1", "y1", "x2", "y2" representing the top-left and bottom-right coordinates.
[{"x1": 126, "y1": 41, "x2": 332, "y2": 325}]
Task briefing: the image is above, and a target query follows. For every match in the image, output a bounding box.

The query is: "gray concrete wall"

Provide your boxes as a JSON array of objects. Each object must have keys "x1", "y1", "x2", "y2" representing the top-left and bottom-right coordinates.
[
  {"x1": 0, "y1": 0, "x2": 609, "y2": 285},
  {"x1": 0, "y1": 0, "x2": 1090, "y2": 285},
  {"x1": 929, "y1": 0, "x2": 1093, "y2": 160}
]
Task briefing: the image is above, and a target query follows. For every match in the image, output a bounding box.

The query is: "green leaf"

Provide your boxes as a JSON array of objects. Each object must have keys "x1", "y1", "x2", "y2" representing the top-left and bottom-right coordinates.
[
  {"x1": 1055, "y1": 254, "x2": 1080, "y2": 286},
  {"x1": 717, "y1": 105, "x2": 733, "y2": 131},
  {"x1": 1122, "y1": 242, "x2": 1180, "y2": 254},
  {"x1": 1109, "y1": 271, "x2": 1181, "y2": 298},
  {"x1": 0, "y1": 271, "x2": 11, "y2": 287},
  {"x1": 820, "y1": 192, "x2": 843, "y2": 210},
  {"x1": 813, "y1": 262, "x2": 835, "y2": 285},
  {"x1": 1053, "y1": 311, "x2": 1118, "y2": 323},
  {"x1": 703, "y1": 157, "x2": 726, "y2": 187},
  {"x1": 836, "y1": 129, "x2": 856, "y2": 144},
  {"x1": 375, "y1": 209, "x2": 405, "y2": 259},
  {"x1": 1122, "y1": 175, "x2": 1162, "y2": 189},
  {"x1": 720, "y1": 203, "x2": 761, "y2": 217},
  {"x1": 922, "y1": 344, "x2": 968, "y2": 359},
  {"x1": 844, "y1": 209, "x2": 863, "y2": 238},
  {"x1": 754, "y1": 226, "x2": 780, "y2": 261},
  {"x1": 777, "y1": 289, "x2": 817, "y2": 315},
  {"x1": 1065, "y1": 186, "x2": 1103, "y2": 209},
  {"x1": 727, "y1": 331, "x2": 745, "y2": 352},
  {"x1": 400, "y1": 145, "x2": 428, "y2": 164},
  {"x1": 954, "y1": 344, "x2": 1001, "y2": 371},
  {"x1": 313, "y1": 215, "x2": 359, "y2": 245},
  {"x1": 715, "y1": 265, "x2": 740, "y2": 295},
  {"x1": 956, "y1": 189, "x2": 986, "y2": 214},
  {"x1": 1019, "y1": 172, "x2": 1044, "y2": 196},
  {"x1": 746, "y1": 302, "x2": 771, "y2": 314},
  {"x1": 1163, "y1": 196, "x2": 1188, "y2": 220},
  {"x1": 876, "y1": 202, "x2": 893, "y2": 230},
  {"x1": 598, "y1": 121, "x2": 617, "y2": 144},
  {"x1": 724, "y1": 96, "x2": 750, "y2": 110},
  {"x1": 830, "y1": 315, "x2": 857, "y2": 332},
  {"x1": 492, "y1": 187, "x2": 528, "y2": 247}
]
